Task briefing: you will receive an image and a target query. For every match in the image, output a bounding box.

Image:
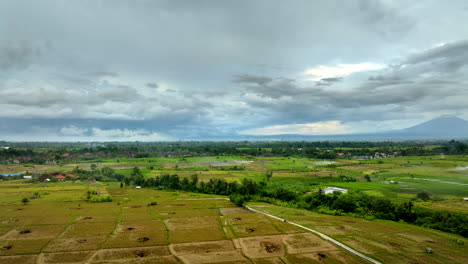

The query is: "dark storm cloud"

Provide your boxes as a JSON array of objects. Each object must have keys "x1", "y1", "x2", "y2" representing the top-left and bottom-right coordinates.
[
  {"x1": 235, "y1": 39, "x2": 468, "y2": 127},
  {"x1": 232, "y1": 74, "x2": 273, "y2": 85},
  {"x1": 0, "y1": 0, "x2": 467, "y2": 139},
  {"x1": 146, "y1": 82, "x2": 159, "y2": 88},
  {"x1": 0, "y1": 41, "x2": 50, "y2": 70}
]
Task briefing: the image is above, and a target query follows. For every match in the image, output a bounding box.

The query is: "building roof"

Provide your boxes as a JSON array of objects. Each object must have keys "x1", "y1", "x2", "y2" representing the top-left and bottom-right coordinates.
[{"x1": 55, "y1": 175, "x2": 65, "y2": 179}]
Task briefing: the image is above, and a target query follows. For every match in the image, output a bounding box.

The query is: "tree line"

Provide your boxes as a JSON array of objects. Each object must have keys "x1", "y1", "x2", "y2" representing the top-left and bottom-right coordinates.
[{"x1": 123, "y1": 169, "x2": 467, "y2": 238}]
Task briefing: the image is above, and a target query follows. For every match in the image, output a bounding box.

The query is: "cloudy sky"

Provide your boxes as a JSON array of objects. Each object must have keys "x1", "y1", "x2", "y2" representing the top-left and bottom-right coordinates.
[{"x1": 1, "y1": 0, "x2": 467, "y2": 141}]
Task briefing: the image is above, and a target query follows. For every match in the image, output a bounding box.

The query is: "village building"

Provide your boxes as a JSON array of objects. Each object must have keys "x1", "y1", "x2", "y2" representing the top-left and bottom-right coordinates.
[
  {"x1": 323, "y1": 186, "x2": 348, "y2": 194},
  {"x1": 55, "y1": 175, "x2": 66, "y2": 181}
]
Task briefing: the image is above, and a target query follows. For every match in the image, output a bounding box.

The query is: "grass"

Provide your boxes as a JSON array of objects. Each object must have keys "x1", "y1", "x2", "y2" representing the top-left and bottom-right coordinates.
[{"x1": 247, "y1": 202, "x2": 468, "y2": 264}]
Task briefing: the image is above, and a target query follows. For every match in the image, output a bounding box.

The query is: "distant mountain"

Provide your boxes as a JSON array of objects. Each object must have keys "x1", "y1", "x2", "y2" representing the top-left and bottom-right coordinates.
[
  {"x1": 396, "y1": 115, "x2": 468, "y2": 136},
  {"x1": 232, "y1": 116, "x2": 468, "y2": 141}
]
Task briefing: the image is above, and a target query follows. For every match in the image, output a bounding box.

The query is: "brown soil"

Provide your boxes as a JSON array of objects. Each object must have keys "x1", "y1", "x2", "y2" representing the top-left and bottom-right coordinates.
[
  {"x1": 261, "y1": 242, "x2": 281, "y2": 253},
  {"x1": 233, "y1": 217, "x2": 242, "y2": 221},
  {"x1": 135, "y1": 251, "x2": 147, "y2": 257},
  {"x1": 317, "y1": 252, "x2": 327, "y2": 258},
  {"x1": 81, "y1": 216, "x2": 93, "y2": 220},
  {"x1": 14, "y1": 208, "x2": 23, "y2": 211},
  {"x1": 336, "y1": 226, "x2": 345, "y2": 230},
  {"x1": 425, "y1": 240, "x2": 435, "y2": 243},
  {"x1": 19, "y1": 229, "x2": 31, "y2": 234},
  {"x1": 77, "y1": 239, "x2": 87, "y2": 243},
  {"x1": 137, "y1": 237, "x2": 150, "y2": 243},
  {"x1": 172, "y1": 204, "x2": 186, "y2": 206},
  {"x1": 126, "y1": 227, "x2": 135, "y2": 231},
  {"x1": 130, "y1": 206, "x2": 142, "y2": 208}
]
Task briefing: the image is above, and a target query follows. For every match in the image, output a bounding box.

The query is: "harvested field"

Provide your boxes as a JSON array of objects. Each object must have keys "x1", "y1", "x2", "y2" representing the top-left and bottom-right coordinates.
[
  {"x1": 1, "y1": 225, "x2": 66, "y2": 240},
  {"x1": 232, "y1": 223, "x2": 282, "y2": 237},
  {"x1": 171, "y1": 227, "x2": 226, "y2": 243},
  {"x1": 44, "y1": 236, "x2": 108, "y2": 251},
  {"x1": 283, "y1": 233, "x2": 336, "y2": 254},
  {"x1": 60, "y1": 222, "x2": 115, "y2": 238},
  {"x1": 167, "y1": 216, "x2": 220, "y2": 230},
  {"x1": 0, "y1": 254, "x2": 38, "y2": 264},
  {"x1": 248, "y1": 202, "x2": 468, "y2": 264},
  {"x1": 91, "y1": 245, "x2": 171, "y2": 261},
  {"x1": 42, "y1": 251, "x2": 95, "y2": 263},
  {"x1": 219, "y1": 207, "x2": 252, "y2": 216},
  {"x1": 170, "y1": 240, "x2": 235, "y2": 255},
  {"x1": 0, "y1": 238, "x2": 50, "y2": 255},
  {"x1": 239, "y1": 235, "x2": 285, "y2": 258}
]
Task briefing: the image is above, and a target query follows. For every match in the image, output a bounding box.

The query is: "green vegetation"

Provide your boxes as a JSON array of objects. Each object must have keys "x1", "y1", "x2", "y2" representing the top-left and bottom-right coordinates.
[{"x1": 1, "y1": 140, "x2": 467, "y2": 239}]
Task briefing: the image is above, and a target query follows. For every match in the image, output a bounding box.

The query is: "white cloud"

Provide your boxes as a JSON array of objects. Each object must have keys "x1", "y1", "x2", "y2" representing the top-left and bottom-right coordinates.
[
  {"x1": 90, "y1": 128, "x2": 169, "y2": 141},
  {"x1": 303, "y1": 62, "x2": 385, "y2": 81},
  {"x1": 238, "y1": 121, "x2": 352, "y2": 136},
  {"x1": 60, "y1": 125, "x2": 88, "y2": 136}
]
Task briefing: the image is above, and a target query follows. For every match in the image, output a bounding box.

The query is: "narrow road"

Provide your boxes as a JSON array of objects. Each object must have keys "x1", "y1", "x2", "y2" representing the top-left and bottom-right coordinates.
[
  {"x1": 176, "y1": 197, "x2": 382, "y2": 264},
  {"x1": 245, "y1": 205, "x2": 382, "y2": 264}
]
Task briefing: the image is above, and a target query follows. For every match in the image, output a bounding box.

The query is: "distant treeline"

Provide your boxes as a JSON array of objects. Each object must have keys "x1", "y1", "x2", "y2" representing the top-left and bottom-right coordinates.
[
  {"x1": 123, "y1": 169, "x2": 467, "y2": 238},
  {"x1": 1, "y1": 140, "x2": 468, "y2": 164}
]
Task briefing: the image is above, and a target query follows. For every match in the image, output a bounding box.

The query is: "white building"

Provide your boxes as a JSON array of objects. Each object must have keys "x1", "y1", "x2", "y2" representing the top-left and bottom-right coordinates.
[
  {"x1": 23, "y1": 176, "x2": 32, "y2": 179},
  {"x1": 323, "y1": 186, "x2": 348, "y2": 194}
]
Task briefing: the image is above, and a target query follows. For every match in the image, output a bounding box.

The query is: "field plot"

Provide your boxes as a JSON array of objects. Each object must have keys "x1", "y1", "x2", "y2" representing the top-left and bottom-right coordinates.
[
  {"x1": 248, "y1": 202, "x2": 468, "y2": 264},
  {"x1": 0, "y1": 182, "x2": 367, "y2": 263}
]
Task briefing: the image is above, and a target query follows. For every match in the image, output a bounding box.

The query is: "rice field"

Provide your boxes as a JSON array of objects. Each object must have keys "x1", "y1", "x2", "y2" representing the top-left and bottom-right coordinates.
[{"x1": 0, "y1": 182, "x2": 364, "y2": 263}]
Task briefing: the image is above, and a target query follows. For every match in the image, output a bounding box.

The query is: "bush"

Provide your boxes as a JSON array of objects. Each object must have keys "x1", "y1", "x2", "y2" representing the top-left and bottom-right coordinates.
[
  {"x1": 88, "y1": 196, "x2": 113, "y2": 203},
  {"x1": 21, "y1": 197, "x2": 30, "y2": 205},
  {"x1": 229, "y1": 193, "x2": 248, "y2": 207}
]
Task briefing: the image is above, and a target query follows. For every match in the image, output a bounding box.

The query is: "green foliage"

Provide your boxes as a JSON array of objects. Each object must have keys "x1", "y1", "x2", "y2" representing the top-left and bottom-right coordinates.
[
  {"x1": 417, "y1": 191, "x2": 431, "y2": 201},
  {"x1": 21, "y1": 197, "x2": 30, "y2": 205},
  {"x1": 229, "y1": 193, "x2": 248, "y2": 206},
  {"x1": 88, "y1": 196, "x2": 113, "y2": 203}
]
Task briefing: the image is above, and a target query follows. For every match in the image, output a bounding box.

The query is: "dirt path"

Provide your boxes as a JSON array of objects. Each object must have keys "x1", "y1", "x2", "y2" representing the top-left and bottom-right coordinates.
[
  {"x1": 176, "y1": 197, "x2": 381, "y2": 264},
  {"x1": 245, "y1": 205, "x2": 382, "y2": 264}
]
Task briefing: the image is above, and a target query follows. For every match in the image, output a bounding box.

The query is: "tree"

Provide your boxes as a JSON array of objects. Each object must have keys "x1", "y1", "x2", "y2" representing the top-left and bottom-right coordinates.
[
  {"x1": 265, "y1": 170, "x2": 273, "y2": 181},
  {"x1": 417, "y1": 191, "x2": 431, "y2": 201},
  {"x1": 21, "y1": 197, "x2": 30, "y2": 205},
  {"x1": 364, "y1": 175, "x2": 371, "y2": 182},
  {"x1": 120, "y1": 182, "x2": 124, "y2": 188}
]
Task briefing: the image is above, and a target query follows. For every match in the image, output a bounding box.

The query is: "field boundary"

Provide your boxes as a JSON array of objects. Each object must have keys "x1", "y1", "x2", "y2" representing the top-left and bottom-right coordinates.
[
  {"x1": 245, "y1": 205, "x2": 382, "y2": 264},
  {"x1": 177, "y1": 197, "x2": 382, "y2": 264}
]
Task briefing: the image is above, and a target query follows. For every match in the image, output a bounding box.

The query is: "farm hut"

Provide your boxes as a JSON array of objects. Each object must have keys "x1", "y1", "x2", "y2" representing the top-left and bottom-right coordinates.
[
  {"x1": 463, "y1": 197, "x2": 468, "y2": 201},
  {"x1": 55, "y1": 175, "x2": 66, "y2": 181},
  {"x1": 136, "y1": 186, "x2": 141, "y2": 189},
  {"x1": 23, "y1": 175, "x2": 32, "y2": 179}
]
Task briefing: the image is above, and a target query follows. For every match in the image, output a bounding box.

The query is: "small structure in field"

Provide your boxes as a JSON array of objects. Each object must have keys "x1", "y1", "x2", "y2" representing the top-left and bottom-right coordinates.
[
  {"x1": 136, "y1": 186, "x2": 141, "y2": 189},
  {"x1": 55, "y1": 175, "x2": 66, "y2": 181},
  {"x1": 23, "y1": 175, "x2": 32, "y2": 179},
  {"x1": 425, "y1": 247, "x2": 433, "y2": 254},
  {"x1": 463, "y1": 197, "x2": 468, "y2": 201},
  {"x1": 323, "y1": 187, "x2": 348, "y2": 194}
]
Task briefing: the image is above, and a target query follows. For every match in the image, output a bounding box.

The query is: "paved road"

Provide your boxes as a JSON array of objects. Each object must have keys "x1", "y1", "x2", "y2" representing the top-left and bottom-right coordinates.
[{"x1": 245, "y1": 206, "x2": 382, "y2": 264}]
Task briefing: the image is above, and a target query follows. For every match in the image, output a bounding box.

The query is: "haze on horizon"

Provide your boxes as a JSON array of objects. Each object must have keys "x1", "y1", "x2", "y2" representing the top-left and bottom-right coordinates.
[{"x1": 1, "y1": 0, "x2": 468, "y2": 141}]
